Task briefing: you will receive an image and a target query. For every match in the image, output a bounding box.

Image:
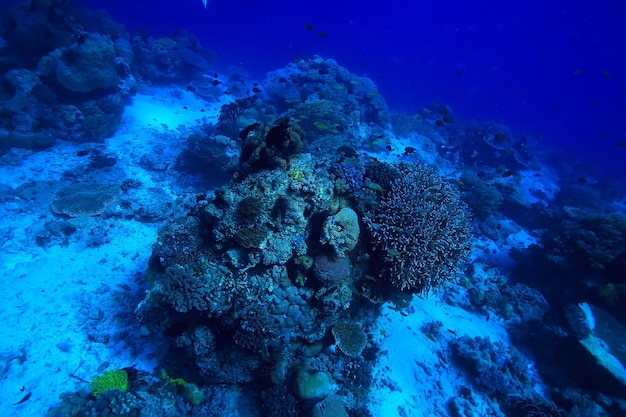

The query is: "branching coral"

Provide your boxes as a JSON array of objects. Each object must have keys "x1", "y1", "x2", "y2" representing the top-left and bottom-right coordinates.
[{"x1": 364, "y1": 163, "x2": 472, "y2": 293}]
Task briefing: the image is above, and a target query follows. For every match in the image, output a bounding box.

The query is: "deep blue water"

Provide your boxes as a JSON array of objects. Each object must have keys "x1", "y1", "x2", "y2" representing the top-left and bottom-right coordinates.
[
  {"x1": 77, "y1": 0, "x2": 626, "y2": 173},
  {"x1": 2, "y1": 1, "x2": 626, "y2": 415}
]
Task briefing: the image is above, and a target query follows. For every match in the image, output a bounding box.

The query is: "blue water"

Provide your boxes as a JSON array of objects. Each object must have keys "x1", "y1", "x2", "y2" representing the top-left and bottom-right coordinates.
[
  {"x1": 81, "y1": 0, "x2": 626, "y2": 173},
  {"x1": 2, "y1": 1, "x2": 626, "y2": 416}
]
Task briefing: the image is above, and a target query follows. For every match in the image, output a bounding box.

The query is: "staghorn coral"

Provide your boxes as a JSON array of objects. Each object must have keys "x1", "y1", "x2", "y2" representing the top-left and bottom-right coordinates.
[{"x1": 364, "y1": 163, "x2": 471, "y2": 292}]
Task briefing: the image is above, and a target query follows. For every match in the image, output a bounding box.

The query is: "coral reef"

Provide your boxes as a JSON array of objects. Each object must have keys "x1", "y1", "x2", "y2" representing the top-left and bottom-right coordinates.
[{"x1": 263, "y1": 56, "x2": 390, "y2": 128}]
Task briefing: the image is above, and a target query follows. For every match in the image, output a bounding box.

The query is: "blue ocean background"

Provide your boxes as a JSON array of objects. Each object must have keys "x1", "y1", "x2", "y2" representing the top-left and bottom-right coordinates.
[
  {"x1": 82, "y1": 0, "x2": 626, "y2": 173},
  {"x1": 0, "y1": 0, "x2": 626, "y2": 416}
]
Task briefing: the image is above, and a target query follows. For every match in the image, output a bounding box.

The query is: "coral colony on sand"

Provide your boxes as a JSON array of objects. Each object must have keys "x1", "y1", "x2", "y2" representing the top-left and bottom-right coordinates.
[{"x1": 0, "y1": 1, "x2": 625, "y2": 417}]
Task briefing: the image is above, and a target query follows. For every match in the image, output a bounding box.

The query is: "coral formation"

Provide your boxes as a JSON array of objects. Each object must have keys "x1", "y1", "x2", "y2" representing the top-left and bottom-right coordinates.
[
  {"x1": 89, "y1": 369, "x2": 129, "y2": 397},
  {"x1": 364, "y1": 163, "x2": 472, "y2": 292},
  {"x1": 51, "y1": 183, "x2": 121, "y2": 217},
  {"x1": 55, "y1": 33, "x2": 119, "y2": 93},
  {"x1": 312, "y1": 254, "x2": 351, "y2": 286},
  {"x1": 451, "y1": 336, "x2": 535, "y2": 398},
  {"x1": 320, "y1": 207, "x2": 360, "y2": 257},
  {"x1": 332, "y1": 321, "x2": 367, "y2": 356}
]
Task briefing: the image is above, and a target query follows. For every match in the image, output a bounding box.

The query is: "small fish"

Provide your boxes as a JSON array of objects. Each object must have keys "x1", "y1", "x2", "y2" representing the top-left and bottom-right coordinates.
[
  {"x1": 252, "y1": 87, "x2": 262, "y2": 93},
  {"x1": 577, "y1": 176, "x2": 588, "y2": 184},
  {"x1": 278, "y1": 77, "x2": 287, "y2": 83},
  {"x1": 493, "y1": 133, "x2": 506, "y2": 141},
  {"x1": 501, "y1": 170, "x2": 514, "y2": 178},
  {"x1": 385, "y1": 145, "x2": 393, "y2": 151},
  {"x1": 617, "y1": 141, "x2": 626, "y2": 148},
  {"x1": 367, "y1": 182, "x2": 385, "y2": 193},
  {"x1": 304, "y1": 24, "x2": 314, "y2": 31},
  {"x1": 404, "y1": 146, "x2": 416, "y2": 155},
  {"x1": 211, "y1": 80, "x2": 221, "y2": 86},
  {"x1": 457, "y1": 181, "x2": 465, "y2": 187},
  {"x1": 182, "y1": 106, "x2": 188, "y2": 110},
  {"x1": 317, "y1": 32, "x2": 328, "y2": 39},
  {"x1": 13, "y1": 392, "x2": 31, "y2": 405},
  {"x1": 350, "y1": 80, "x2": 360, "y2": 85},
  {"x1": 314, "y1": 121, "x2": 331, "y2": 130},
  {"x1": 386, "y1": 248, "x2": 401, "y2": 257}
]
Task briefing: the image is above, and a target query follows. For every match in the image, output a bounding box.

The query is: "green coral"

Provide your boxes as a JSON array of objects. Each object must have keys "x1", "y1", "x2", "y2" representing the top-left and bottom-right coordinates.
[
  {"x1": 90, "y1": 369, "x2": 128, "y2": 397},
  {"x1": 160, "y1": 369, "x2": 205, "y2": 405}
]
